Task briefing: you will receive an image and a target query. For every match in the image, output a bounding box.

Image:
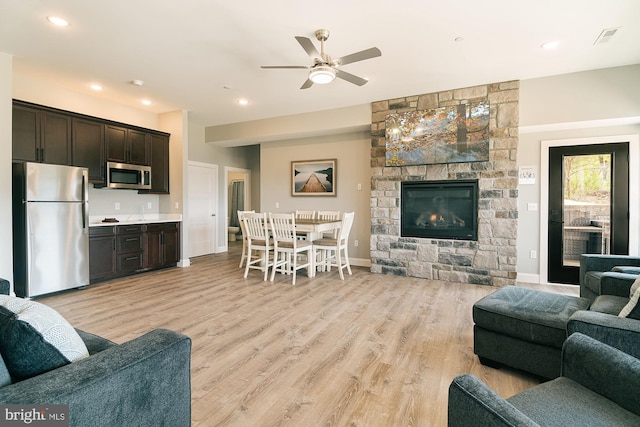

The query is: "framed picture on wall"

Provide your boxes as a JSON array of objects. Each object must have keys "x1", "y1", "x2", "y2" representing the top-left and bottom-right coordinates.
[{"x1": 291, "y1": 159, "x2": 337, "y2": 197}]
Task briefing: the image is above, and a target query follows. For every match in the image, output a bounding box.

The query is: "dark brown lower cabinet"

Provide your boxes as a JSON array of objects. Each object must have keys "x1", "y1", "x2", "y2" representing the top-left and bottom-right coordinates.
[
  {"x1": 116, "y1": 225, "x2": 144, "y2": 275},
  {"x1": 89, "y1": 222, "x2": 180, "y2": 284},
  {"x1": 144, "y1": 222, "x2": 180, "y2": 269},
  {"x1": 89, "y1": 227, "x2": 117, "y2": 282}
]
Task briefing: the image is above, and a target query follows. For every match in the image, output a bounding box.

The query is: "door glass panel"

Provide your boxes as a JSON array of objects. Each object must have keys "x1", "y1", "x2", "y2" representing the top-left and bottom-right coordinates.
[{"x1": 562, "y1": 154, "x2": 611, "y2": 267}]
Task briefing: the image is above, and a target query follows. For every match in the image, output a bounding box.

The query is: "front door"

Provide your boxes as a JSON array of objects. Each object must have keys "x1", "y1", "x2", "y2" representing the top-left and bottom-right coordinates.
[{"x1": 548, "y1": 143, "x2": 629, "y2": 284}]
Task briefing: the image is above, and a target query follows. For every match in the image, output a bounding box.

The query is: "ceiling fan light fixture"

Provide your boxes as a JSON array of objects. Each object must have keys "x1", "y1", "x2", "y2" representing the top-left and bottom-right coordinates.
[{"x1": 309, "y1": 65, "x2": 336, "y2": 84}]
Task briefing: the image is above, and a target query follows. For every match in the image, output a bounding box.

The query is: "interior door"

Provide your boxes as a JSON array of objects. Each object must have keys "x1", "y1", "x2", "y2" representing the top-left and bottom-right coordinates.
[
  {"x1": 548, "y1": 143, "x2": 629, "y2": 284},
  {"x1": 188, "y1": 163, "x2": 218, "y2": 258}
]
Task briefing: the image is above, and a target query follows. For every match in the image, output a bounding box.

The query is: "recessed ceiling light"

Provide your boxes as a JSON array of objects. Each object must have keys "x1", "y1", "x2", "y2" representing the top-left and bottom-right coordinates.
[
  {"x1": 47, "y1": 16, "x2": 69, "y2": 27},
  {"x1": 238, "y1": 98, "x2": 249, "y2": 106},
  {"x1": 90, "y1": 84, "x2": 103, "y2": 91},
  {"x1": 141, "y1": 99, "x2": 152, "y2": 106},
  {"x1": 541, "y1": 40, "x2": 560, "y2": 50},
  {"x1": 131, "y1": 80, "x2": 144, "y2": 86},
  {"x1": 454, "y1": 37, "x2": 465, "y2": 43}
]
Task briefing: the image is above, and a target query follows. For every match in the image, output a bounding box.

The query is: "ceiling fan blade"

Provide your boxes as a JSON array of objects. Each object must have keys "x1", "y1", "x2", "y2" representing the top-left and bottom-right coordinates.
[
  {"x1": 300, "y1": 78, "x2": 314, "y2": 89},
  {"x1": 295, "y1": 36, "x2": 320, "y2": 58},
  {"x1": 335, "y1": 69, "x2": 368, "y2": 86},
  {"x1": 261, "y1": 65, "x2": 308, "y2": 69},
  {"x1": 334, "y1": 47, "x2": 381, "y2": 66}
]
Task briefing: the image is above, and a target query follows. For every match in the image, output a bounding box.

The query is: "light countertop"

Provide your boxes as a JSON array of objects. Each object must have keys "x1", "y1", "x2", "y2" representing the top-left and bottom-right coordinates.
[{"x1": 89, "y1": 214, "x2": 182, "y2": 227}]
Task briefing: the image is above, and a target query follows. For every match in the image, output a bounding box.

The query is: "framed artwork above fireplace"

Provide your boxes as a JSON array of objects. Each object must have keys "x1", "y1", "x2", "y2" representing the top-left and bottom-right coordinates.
[{"x1": 385, "y1": 101, "x2": 490, "y2": 166}]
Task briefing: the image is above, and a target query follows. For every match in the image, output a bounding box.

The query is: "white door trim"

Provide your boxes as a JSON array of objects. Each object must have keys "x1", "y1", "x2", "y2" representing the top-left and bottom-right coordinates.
[
  {"x1": 224, "y1": 166, "x2": 251, "y2": 250},
  {"x1": 187, "y1": 161, "x2": 219, "y2": 257},
  {"x1": 539, "y1": 134, "x2": 640, "y2": 284}
]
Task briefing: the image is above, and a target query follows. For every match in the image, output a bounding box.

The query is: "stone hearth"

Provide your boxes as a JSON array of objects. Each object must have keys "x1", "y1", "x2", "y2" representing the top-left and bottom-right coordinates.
[{"x1": 370, "y1": 81, "x2": 519, "y2": 286}]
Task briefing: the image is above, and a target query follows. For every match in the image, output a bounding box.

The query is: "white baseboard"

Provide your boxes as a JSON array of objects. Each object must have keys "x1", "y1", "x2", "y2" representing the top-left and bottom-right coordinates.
[
  {"x1": 516, "y1": 273, "x2": 540, "y2": 284},
  {"x1": 350, "y1": 258, "x2": 371, "y2": 268},
  {"x1": 178, "y1": 258, "x2": 191, "y2": 268}
]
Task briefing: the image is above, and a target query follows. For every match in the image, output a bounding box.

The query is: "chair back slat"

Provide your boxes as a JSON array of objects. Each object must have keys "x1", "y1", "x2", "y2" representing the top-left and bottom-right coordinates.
[
  {"x1": 317, "y1": 210, "x2": 340, "y2": 238},
  {"x1": 237, "y1": 210, "x2": 255, "y2": 237},
  {"x1": 339, "y1": 212, "x2": 355, "y2": 242},
  {"x1": 243, "y1": 212, "x2": 269, "y2": 242},
  {"x1": 295, "y1": 210, "x2": 316, "y2": 220},
  {"x1": 270, "y1": 213, "x2": 296, "y2": 242}
]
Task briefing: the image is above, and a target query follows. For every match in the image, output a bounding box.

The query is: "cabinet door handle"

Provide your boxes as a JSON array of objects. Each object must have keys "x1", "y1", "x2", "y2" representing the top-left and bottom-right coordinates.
[
  {"x1": 124, "y1": 256, "x2": 138, "y2": 261},
  {"x1": 125, "y1": 237, "x2": 138, "y2": 242}
]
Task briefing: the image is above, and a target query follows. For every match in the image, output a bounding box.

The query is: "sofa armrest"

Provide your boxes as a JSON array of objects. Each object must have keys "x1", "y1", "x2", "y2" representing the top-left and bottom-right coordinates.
[
  {"x1": 561, "y1": 333, "x2": 640, "y2": 417},
  {"x1": 448, "y1": 374, "x2": 539, "y2": 427},
  {"x1": 580, "y1": 254, "x2": 640, "y2": 286},
  {"x1": 0, "y1": 329, "x2": 191, "y2": 427},
  {"x1": 567, "y1": 310, "x2": 640, "y2": 359},
  {"x1": 0, "y1": 278, "x2": 9, "y2": 296}
]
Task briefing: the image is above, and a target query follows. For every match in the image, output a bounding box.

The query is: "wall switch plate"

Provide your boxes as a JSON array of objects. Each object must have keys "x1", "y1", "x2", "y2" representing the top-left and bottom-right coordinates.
[
  {"x1": 175, "y1": 202, "x2": 179, "y2": 209},
  {"x1": 115, "y1": 202, "x2": 120, "y2": 210},
  {"x1": 147, "y1": 202, "x2": 152, "y2": 209},
  {"x1": 275, "y1": 202, "x2": 279, "y2": 208},
  {"x1": 527, "y1": 203, "x2": 538, "y2": 211},
  {"x1": 357, "y1": 183, "x2": 362, "y2": 191},
  {"x1": 354, "y1": 240, "x2": 359, "y2": 247},
  {"x1": 530, "y1": 250, "x2": 537, "y2": 259}
]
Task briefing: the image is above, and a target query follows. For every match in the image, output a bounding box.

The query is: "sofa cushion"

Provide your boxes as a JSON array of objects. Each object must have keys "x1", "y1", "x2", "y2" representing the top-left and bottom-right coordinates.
[
  {"x1": 508, "y1": 377, "x2": 640, "y2": 426},
  {"x1": 630, "y1": 275, "x2": 640, "y2": 298},
  {"x1": 473, "y1": 286, "x2": 590, "y2": 348},
  {"x1": 583, "y1": 271, "x2": 638, "y2": 298},
  {"x1": 590, "y1": 295, "x2": 629, "y2": 315},
  {"x1": 0, "y1": 353, "x2": 11, "y2": 386},
  {"x1": 619, "y1": 287, "x2": 640, "y2": 320},
  {"x1": 611, "y1": 266, "x2": 640, "y2": 276},
  {"x1": 0, "y1": 296, "x2": 89, "y2": 381}
]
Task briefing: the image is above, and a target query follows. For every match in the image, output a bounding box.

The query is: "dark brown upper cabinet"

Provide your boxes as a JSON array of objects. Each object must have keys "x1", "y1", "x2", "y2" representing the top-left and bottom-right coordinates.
[
  {"x1": 12, "y1": 100, "x2": 170, "y2": 191},
  {"x1": 12, "y1": 101, "x2": 71, "y2": 165},
  {"x1": 142, "y1": 133, "x2": 170, "y2": 194},
  {"x1": 72, "y1": 117, "x2": 105, "y2": 183},
  {"x1": 106, "y1": 125, "x2": 150, "y2": 166}
]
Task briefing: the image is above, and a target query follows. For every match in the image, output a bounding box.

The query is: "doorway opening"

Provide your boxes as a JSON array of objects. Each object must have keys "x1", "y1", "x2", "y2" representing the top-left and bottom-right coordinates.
[
  {"x1": 224, "y1": 167, "x2": 251, "y2": 248},
  {"x1": 540, "y1": 134, "x2": 639, "y2": 285}
]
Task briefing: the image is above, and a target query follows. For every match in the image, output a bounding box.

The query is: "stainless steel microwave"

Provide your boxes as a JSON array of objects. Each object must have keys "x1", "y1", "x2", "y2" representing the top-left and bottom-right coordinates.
[{"x1": 106, "y1": 162, "x2": 151, "y2": 190}]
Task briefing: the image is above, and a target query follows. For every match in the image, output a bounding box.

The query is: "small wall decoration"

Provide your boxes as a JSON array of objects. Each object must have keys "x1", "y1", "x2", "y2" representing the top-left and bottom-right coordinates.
[
  {"x1": 385, "y1": 101, "x2": 490, "y2": 166},
  {"x1": 291, "y1": 159, "x2": 337, "y2": 197}
]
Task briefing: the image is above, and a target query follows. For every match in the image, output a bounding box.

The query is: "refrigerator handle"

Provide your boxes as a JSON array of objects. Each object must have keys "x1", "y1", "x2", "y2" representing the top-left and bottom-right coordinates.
[{"x1": 82, "y1": 169, "x2": 89, "y2": 232}]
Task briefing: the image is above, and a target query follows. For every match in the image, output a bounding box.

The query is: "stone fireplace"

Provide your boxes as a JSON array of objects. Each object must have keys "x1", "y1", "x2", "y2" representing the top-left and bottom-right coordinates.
[{"x1": 370, "y1": 81, "x2": 519, "y2": 286}]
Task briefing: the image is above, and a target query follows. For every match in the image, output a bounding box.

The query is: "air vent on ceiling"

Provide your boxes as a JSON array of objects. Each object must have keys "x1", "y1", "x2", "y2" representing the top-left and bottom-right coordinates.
[{"x1": 594, "y1": 27, "x2": 620, "y2": 45}]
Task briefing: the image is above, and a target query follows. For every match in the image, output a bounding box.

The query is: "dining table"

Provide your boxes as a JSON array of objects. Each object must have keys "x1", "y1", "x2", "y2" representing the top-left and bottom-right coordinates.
[{"x1": 294, "y1": 218, "x2": 342, "y2": 241}]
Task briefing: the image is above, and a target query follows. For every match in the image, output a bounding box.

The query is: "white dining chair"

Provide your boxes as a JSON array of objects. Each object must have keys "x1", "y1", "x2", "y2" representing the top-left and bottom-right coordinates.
[
  {"x1": 295, "y1": 210, "x2": 316, "y2": 220},
  {"x1": 242, "y1": 212, "x2": 273, "y2": 281},
  {"x1": 312, "y1": 212, "x2": 354, "y2": 280},
  {"x1": 294, "y1": 210, "x2": 316, "y2": 240},
  {"x1": 237, "y1": 210, "x2": 255, "y2": 268},
  {"x1": 270, "y1": 213, "x2": 313, "y2": 285},
  {"x1": 317, "y1": 210, "x2": 341, "y2": 238},
  {"x1": 315, "y1": 210, "x2": 341, "y2": 271}
]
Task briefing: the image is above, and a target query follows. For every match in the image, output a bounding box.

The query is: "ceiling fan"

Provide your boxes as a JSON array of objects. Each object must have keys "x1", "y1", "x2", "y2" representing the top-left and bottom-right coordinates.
[{"x1": 261, "y1": 29, "x2": 381, "y2": 89}]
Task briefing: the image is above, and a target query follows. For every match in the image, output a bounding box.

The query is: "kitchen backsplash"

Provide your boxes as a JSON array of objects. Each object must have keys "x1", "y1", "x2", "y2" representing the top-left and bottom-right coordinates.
[{"x1": 88, "y1": 186, "x2": 160, "y2": 216}]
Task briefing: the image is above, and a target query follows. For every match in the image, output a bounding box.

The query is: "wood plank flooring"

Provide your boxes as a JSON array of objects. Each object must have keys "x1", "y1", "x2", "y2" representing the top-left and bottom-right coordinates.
[{"x1": 40, "y1": 243, "x2": 578, "y2": 426}]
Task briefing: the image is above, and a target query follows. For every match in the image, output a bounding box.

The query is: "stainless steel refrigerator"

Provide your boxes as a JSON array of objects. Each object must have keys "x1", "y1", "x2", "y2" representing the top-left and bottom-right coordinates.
[{"x1": 12, "y1": 162, "x2": 90, "y2": 298}]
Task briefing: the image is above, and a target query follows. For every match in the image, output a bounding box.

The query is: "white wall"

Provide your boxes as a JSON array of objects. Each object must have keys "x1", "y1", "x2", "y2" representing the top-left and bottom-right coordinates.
[
  {"x1": 0, "y1": 53, "x2": 13, "y2": 286},
  {"x1": 260, "y1": 131, "x2": 371, "y2": 264},
  {"x1": 188, "y1": 119, "x2": 261, "y2": 253},
  {"x1": 517, "y1": 64, "x2": 640, "y2": 281}
]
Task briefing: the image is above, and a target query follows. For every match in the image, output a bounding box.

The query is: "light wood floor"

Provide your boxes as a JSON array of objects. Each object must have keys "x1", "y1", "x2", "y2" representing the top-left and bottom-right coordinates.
[{"x1": 40, "y1": 243, "x2": 578, "y2": 426}]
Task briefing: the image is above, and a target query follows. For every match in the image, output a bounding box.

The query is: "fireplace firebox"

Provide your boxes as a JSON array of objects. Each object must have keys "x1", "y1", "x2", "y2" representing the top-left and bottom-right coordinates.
[{"x1": 401, "y1": 180, "x2": 478, "y2": 240}]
